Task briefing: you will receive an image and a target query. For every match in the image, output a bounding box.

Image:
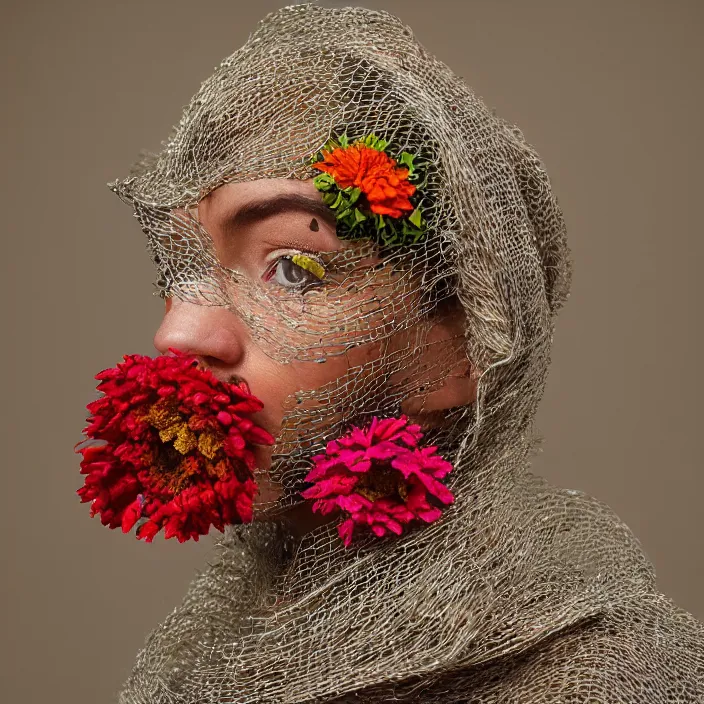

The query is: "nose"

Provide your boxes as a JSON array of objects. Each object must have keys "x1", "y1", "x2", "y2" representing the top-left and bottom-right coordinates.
[{"x1": 154, "y1": 296, "x2": 246, "y2": 369}]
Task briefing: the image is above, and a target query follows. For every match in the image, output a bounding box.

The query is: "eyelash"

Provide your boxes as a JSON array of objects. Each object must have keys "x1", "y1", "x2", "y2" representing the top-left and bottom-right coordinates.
[
  {"x1": 152, "y1": 251, "x2": 327, "y2": 299},
  {"x1": 263, "y1": 252, "x2": 327, "y2": 292}
]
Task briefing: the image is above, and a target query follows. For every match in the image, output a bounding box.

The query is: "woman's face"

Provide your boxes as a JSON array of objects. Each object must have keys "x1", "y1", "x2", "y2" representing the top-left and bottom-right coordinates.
[{"x1": 153, "y1": 178, "x2": 475, "y2": 509}]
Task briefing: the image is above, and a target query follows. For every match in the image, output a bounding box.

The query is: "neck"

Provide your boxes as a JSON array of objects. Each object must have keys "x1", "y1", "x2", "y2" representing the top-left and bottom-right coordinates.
[{"x1": 278, "y1": 500, "x2": 339, "y2": 541}]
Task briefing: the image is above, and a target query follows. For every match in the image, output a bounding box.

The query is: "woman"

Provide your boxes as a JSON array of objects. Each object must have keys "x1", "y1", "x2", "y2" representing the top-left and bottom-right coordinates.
[{"x1": 106, "y1": 4, "x2": 704, "y2": 702}]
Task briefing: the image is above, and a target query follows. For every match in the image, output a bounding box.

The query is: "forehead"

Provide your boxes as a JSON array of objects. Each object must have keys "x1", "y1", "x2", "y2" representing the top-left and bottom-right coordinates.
[
  {"x1": 196, "y1": 177, "x2": 339, "y2": 244},
  {"x1": 201, "y1": 177, "x2": 320, "y2": 213}
]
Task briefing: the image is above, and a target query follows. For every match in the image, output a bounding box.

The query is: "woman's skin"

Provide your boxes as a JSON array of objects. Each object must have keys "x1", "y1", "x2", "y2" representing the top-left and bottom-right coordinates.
[{"x1": 153, "y1": 178, "x2": 477, "y2": 535}]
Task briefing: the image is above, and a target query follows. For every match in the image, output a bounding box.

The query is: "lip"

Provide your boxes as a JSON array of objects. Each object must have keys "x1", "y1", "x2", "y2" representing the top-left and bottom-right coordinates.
[
  {"x1": 183, "y1": 355, "x2": 245, "y2": 387},
  {"x1": 225, "y1": 375, "x2": 253, "y2": 396}
]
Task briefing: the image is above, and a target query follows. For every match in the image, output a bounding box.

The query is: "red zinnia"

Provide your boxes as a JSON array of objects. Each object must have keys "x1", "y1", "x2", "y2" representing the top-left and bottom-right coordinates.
[
  {"x1": 312, "y1": 143, "x2": 416, "y2": 218},
  {"x1": 301, "y1": 416, "x2": 454, "y2": 547},
  {"x1": 75, "y1": 349, "x2": 274, "y2": 542}
]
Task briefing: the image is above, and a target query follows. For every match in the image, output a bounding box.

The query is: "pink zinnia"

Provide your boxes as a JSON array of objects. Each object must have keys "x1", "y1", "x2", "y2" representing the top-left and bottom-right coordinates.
[
  {"x1": 75, "y1": 349, "x2": 274, "y2": 542},
  {"x1": 301, "y1": 416, "x2": 454, "y2": 547}
]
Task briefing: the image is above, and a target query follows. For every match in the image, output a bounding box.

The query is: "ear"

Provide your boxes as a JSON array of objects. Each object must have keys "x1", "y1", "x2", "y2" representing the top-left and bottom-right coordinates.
[
  {"x1": 401, "y1": 354, "x2": 477, "y2": 418},
  {"x1": 400, "y1": 307, "x2": 478, "y2": 419}
]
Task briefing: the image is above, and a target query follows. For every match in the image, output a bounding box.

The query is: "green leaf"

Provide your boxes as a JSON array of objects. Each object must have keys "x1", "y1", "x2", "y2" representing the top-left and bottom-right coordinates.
[
  {"x1": 348, "y1": 187, "x2": 362, "y2": 205},
  {"x1": 382, "y1": 219, "x2": 399, "y2": 243},
  {"x1": 412, "y1": 228, "x2": 426, "y2": 244},
  {"x1": 331, "y1": 191, "x2": 345, "y2": 209},
  {"x1": 354, "y1": 208, "x2": 367, "y2": 223},
  {"x1": 408, "y1": 207, "x2": 422, "y2": 228},
  {"x1": 364, "y1": 134, "x2": 387, "y2": 151},
  {"x1": 384, "y1": 229, "x2": 401, "y2": 246},
  {"x1": 313, "y1": 173, "x2": 335, "y2": 191},
  {"x1": 399, "y1": 152, "x2": 415, "y2": 173},
  {"x1": 411, "y1": 168, "x2": 429, "y2": 189},
  {"x1": 322, "y1": 192, "x2": 337, "y2": 206},
  {"x1": 338, "y1": 134, "x2": 349, "y2": 148}
]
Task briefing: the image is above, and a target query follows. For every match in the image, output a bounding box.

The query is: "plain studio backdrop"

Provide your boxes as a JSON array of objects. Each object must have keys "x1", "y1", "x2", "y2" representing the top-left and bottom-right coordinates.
[{"x1": 1, "y1": 1, "x2": 702, "y2": 702}]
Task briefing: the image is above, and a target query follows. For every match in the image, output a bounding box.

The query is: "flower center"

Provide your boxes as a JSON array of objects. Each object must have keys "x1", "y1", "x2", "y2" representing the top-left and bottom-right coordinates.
[
  {"x1": 138, "y1": 398, "x2": 228, "y2": 494},
  {"x1": 355, "y1": 464, "x2": 408, "y2": 502}
]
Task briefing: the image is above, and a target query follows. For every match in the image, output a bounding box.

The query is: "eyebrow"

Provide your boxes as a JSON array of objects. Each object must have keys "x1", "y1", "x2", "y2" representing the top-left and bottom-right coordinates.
[{"x1": 222, "y1": 192, "x2": 338, "y2": 232}]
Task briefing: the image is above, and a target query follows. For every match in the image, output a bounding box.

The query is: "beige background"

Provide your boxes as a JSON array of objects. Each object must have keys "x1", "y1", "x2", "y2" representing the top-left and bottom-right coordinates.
[{"x1": 1, "y1": 1, "x2": 702, "y2": 702}]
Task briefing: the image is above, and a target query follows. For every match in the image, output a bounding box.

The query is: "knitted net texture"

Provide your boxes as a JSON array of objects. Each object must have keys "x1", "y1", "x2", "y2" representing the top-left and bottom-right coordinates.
[{"x1": 109, "y1": 4, "x2": 704, "y2": 702}]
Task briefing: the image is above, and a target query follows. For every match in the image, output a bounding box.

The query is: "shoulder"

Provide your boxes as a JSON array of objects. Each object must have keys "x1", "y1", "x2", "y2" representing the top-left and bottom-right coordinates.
[{"x1": 457, "y1": 595, "x2": 704, "y2": 703}]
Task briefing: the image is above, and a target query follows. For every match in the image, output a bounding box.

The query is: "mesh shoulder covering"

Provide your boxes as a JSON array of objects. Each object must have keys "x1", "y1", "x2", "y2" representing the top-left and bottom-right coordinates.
[{"x1": 112, "y1": 4, "x2": 704, "y2": 703}]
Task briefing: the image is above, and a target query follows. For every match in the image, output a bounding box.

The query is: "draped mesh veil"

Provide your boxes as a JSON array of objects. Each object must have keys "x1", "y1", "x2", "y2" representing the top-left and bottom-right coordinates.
[{"x1": 110, "y1": 5, "x2": 704, "y2": 702}]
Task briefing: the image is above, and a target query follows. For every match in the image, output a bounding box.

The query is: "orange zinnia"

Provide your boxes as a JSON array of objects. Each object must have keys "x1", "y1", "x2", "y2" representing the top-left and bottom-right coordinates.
[{"x1": 312, "y1": 143, "x2": 416, "y2": 218}]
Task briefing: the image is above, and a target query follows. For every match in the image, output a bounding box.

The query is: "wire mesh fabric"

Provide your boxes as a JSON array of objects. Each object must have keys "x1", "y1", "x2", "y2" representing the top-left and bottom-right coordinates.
[{"x1": 109, "y1": 4, "x2": 704, "y2": 702}]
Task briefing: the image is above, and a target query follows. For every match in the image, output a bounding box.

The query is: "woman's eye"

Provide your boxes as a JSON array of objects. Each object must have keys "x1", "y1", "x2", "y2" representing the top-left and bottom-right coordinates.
[{"x1": 267, "y1": 254, "x2": 326, "y2": 290}]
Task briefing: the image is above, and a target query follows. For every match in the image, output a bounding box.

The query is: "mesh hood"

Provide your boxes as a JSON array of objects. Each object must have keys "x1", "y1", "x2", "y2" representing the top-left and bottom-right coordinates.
[
  {"x1": 110, "y1": 1, "x2": 570, "y2": 491},
  {"x1": 111, "y1": 4, "x2": 704, "y2": 703}
]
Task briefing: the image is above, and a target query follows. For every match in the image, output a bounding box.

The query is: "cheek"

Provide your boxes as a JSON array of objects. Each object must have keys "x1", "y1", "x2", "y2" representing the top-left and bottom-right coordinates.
[
  {"x1": 221, "y1": 246, "x2": 418, "y2": 362},
  {"x1": 254, "y1": 353, "x2": 354, "y2": 426},
  {"x1": 263, "y1": 284, "x2": 415, "y2": 418},
  {"x1": 284, "y1": 354, "x2": 357, "y2": 404}
]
